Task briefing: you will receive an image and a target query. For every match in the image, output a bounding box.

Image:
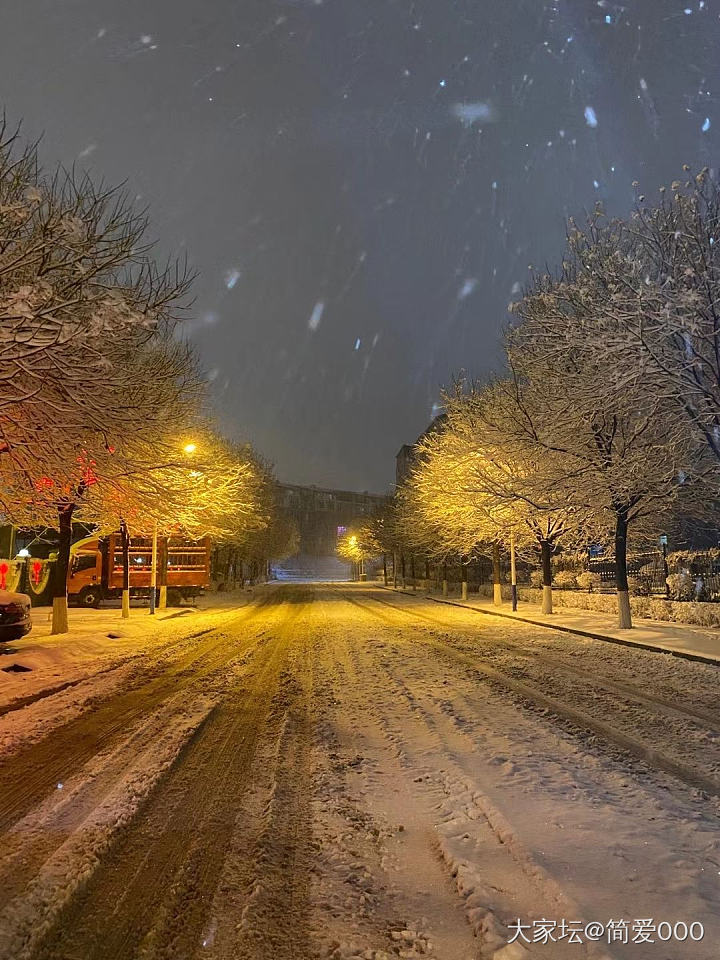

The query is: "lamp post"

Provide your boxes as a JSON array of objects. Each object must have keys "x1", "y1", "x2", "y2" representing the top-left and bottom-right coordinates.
[
  {"x1": 660, "y1": 533, "x2": 669, "y2": 597},
  {"x1": 510, "y1": 531, "x2": 518, "y2": 612},
  {"x1": 17, "y1": 547, "x2": 30, "y2": 595}
]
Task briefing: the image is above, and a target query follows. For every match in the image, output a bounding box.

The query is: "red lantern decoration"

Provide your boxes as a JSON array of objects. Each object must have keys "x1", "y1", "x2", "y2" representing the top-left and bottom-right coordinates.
[
  {"x1": 31, "y1": 560, "x2": 42, "y2": 585},
  {"x1": 0, "y1": 562, "x2": 8, "y2": 590}
]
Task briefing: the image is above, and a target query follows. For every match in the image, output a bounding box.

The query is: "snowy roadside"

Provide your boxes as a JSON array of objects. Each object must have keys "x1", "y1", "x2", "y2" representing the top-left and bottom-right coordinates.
[
  {"x1": 0, "y1": 586, "x2": 277, "y2": 756},
  {"x1": 383, "y1": 584, "x2": 720, "y2": 665},
  {"x1": 0, "y1": 586, "x2": 266, "y2": 706}
]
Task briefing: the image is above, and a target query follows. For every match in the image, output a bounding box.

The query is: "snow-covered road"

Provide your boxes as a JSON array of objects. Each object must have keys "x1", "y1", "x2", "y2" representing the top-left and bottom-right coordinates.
[{"x1": 0, "y1": 584, "x2": 718, "y2": 959}]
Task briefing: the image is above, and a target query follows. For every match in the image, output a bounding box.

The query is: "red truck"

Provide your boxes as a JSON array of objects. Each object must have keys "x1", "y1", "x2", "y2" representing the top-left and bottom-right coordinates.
[{"x1": 67, "y1": 533, "x2": 211, "y2": 607}]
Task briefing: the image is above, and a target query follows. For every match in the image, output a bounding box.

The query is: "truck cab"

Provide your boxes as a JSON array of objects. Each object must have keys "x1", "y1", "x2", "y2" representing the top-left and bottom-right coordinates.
[{"x1": 68, "y1": 539, "x2": 104, "y2": 607}]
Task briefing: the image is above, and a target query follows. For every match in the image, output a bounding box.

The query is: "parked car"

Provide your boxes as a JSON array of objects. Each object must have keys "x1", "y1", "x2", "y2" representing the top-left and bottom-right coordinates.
[{"x1": 0, "y1": 590, "x2": 32, "y2": 641}]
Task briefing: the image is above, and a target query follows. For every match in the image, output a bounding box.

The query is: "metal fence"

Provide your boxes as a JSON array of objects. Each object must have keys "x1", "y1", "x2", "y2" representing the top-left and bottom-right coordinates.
[{"x1": 586, "y1": 550, "x2": 720, "y2": 600}]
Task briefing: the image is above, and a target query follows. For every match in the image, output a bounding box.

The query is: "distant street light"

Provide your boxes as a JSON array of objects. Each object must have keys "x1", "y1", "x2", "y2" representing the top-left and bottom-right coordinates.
[{"x1": 183, "y1": 442, "x2": 197, "y2": 455}]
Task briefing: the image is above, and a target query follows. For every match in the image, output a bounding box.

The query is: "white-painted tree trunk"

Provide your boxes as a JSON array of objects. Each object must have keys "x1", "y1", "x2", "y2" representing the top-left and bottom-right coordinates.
[
  {"x1": 541, "y1": 585, "x2": 553, "y2": 614},
  {"x1": 493, "y1": 582, "x2": 503, "y2": 606},
  {"x1": 122, "y1": 589, "x2": 130, "y2": 619},
  {"x1": 51, "y1": 596, "x2": 69, "y2": 635},
  {"x1": 617, "y1": 590, "x2": 632, "y2": 629},
  {"x1": 158, "y1": 585, "x2": 167, "y2": 609},
  {"x1": 461, "y1": 581, "x2": 468, "y2": 600},
  {"x1": 442, "y1": 579, "x2": 448, "y2": 596}
]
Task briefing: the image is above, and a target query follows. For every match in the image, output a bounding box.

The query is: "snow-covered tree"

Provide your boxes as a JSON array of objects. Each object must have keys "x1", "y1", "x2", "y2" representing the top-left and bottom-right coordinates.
[
  {"x1": 449, "y1": 380, "x2": 600, "y2": 611},
  {"x1": 337, "y1": 524, "x2": 380, "y2": 579},
  {"x1": 0, "y1": 330, "x2": 204, "y2": 630},
  {"x1": 505, "y1": 240, "x2": 700, "y2": 628},
  {"x1": 582, "y1": 172, "x2": 720, "y2": 474},
  {"x1": 403, "y1": 382, "x2": 594, "y2": 611},
  {"x1": 233, "y1": 461, "x2": 299, "y2": 578},
  {"x1": 0, "y1": 122, "x2": 198, "y2": 631}
]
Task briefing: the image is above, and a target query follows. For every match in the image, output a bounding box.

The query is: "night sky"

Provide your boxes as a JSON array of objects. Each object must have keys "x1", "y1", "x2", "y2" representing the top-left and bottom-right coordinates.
[{"x1": 2, "y1": 1, "x2": 718, "y2": 492}]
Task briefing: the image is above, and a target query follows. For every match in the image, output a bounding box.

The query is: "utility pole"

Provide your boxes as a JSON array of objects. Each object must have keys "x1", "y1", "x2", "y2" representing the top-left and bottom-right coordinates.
[
  {"x1": 510, "y1": 531, "x2": 518, "y2": 611},
  {"x1": 120, "y1": 520, "x2": 130, "y2": 619},
  {"x1": 149, "y1": 519, "x2": 158, "y2": 615}
]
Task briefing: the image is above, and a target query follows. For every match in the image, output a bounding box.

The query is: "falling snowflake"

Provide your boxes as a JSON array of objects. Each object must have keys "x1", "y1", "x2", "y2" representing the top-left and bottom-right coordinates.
[
  {"x1": 308, "y1": 301, "x2": 325, "y2": 331},
  {"x1": 452, "y1": 102, "x2": 496, "y2": 126},
  {"x1": 458, "y1": 278, "x2": 478, "y2": 299},
  {"x1": 224, "y1": 268, "x2": 241, "y2": 290}
]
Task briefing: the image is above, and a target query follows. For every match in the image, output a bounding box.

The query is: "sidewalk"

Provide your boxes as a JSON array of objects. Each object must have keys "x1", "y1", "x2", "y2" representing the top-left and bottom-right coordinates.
[{"x1": 387, "y1": 586, "x2": 720, "y2": 666}]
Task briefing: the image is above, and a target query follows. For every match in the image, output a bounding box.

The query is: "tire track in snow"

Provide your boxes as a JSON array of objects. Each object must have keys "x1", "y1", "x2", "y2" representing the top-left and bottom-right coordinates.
[
  {"x1": 315, "y1": 593, "x2": 600, "y2": 960},
  {"x1": 340, "y1": 589, "x2": 720, "y2": 800},
  {"x1": 366, "y1": 590, "x2": 720, "y2": 731},
  {"x1": 0, "y1": 596, "x2": 279, "y2": 834},
  {"x1": 27, "y1": 593, "x2": 313, "y2": 960},
  {"x1": 332, "y1": 587, "x2": 720, "y2": 959}
]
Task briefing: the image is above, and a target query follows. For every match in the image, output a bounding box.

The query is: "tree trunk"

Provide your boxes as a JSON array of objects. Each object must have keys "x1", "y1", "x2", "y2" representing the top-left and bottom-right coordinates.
[
  {"x1": 392, "y1": 552, "x2": 397, "y2": 588},
  {"x1": 424, "y1": 559, "x2": 430, "y2": 587},
  {"x1": 120, "y1": 520, "x2": 130, "y2": 619},
  {"x1": 400, "y1": 552, "x2": 406, "y2": 589},
  {"x1": 461, "y1": 556, "x2": 468, "y2": 601},
  {"x1": 492, "y1": 542, "x2": 502, "y2": 606},
  {"x1": 615, "y1": 510, "x2": 632, "y2": 629},
  {"x1": 158, "y1": 536, "x2": 168, "y2": 610},
  {"x1": 383, "y1": 553, "x2": 388, "y2": 586},
  {"x1": 410, "y1": 556, "x2": 416, "y2": 591},
  {"x1": 540, "y1": 539, "x2": 553, "y2": 614},
  {"x1": 51, "y1": 502, "x2": 74, "y2": 635}
]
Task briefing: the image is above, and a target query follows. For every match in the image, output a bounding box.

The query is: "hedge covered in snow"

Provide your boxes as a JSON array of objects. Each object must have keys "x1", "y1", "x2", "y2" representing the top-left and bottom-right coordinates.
[{"x1": 476, "y1": 583, "x2": 720, "y2": 628}]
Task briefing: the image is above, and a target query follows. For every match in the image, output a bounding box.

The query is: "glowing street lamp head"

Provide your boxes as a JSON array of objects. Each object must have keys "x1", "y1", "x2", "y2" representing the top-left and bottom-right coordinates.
[{"x1": 183, "y1": 442, "x2": 197, "y2": 455}]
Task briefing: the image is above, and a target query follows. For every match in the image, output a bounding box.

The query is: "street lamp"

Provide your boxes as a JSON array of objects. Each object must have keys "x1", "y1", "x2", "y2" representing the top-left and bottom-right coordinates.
[
  {"x1": 660, "y1": 533, "x2": 669, "y2": 598},
  {"x1": 16, "y1": 548, "x2": 30, "y2": 595},
  {"x1": 183, "y1": 442, "x2": 197, "y2": 455}
]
